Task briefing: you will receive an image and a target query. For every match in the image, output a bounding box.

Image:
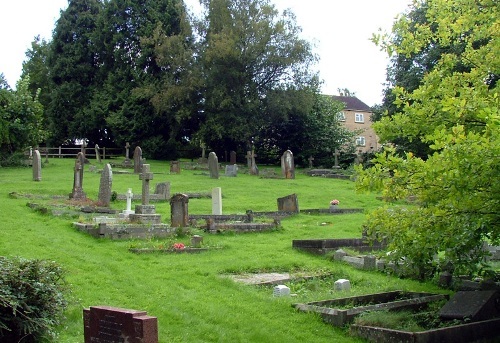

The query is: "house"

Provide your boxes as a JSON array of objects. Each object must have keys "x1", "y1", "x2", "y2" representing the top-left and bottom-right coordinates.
[{"x1": 331, "y1": 95, "x2": 379, "y2": 154}]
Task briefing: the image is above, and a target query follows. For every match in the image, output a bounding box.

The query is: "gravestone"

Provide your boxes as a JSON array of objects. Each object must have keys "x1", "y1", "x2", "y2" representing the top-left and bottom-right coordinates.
[
  {"x1": 245, "y1": 151, "x2": 252, "y2": 168},
  {"x1": 32, "y1": 149, "x2": 42, "y2": 181},
  {"x1": 277, "y1": 194, "x2": 299, "y2": 213},
  {"x1": 138, "y1": 164, "x2": 153, "y2": 208},
  {"x1": 439, "y1": 290, "x2": 500, "y2": 321},
  {"x1": 133, "y1": 146, "x2": 143, "y2": 174},
  {"x1": 230, "y1": 150, "x2": 237, "y2": 165},
  {"x1": 208, "y1": 152, "x2": 219, "y2": 179},
  {"x1": 83, "y1": 306, "x2": 158, "y2": 343},
  {"x1": 70, "y1": 154, "x2": 87, "y2": 200},
  {"x1": 245, "y1": 150, "x2": 258, "y2": 175},
  {"x1": 97, "y1": 164, "x2": 113, "y2": 207},
  {"x1": 333, "y1": 149, "x2": 341, "y2": 168},
  {"x1": 122, "y1": 188, "x2": 134, "y2": 217},
  {"x1": 281, "y1": 150, "x2": 295, "y2": 179},
  {"x1": 81, "y1": 141, "x2": 87, "y2": 158},
  {"x1": 308, "y1": 156, "x2": 314, "y2": 168},
  {"x1": 212, "y1": 187, "x2": 222, "y2": 215},
  {"x1": 170, "y1": 161, "x2": 180, "y2": 174},
  {"x1": 154, "y1": 182, "x2": 170, "y2": 200},
  {"x1": 170, "y1": 193, "x2": 189, "y2": 227},
  {"x1": 199, "y1": 143, "x2": 207, "y2": 163},
  {"x1": 95, "y1": 144, "x2": 101, "y2": 163},
  {"x1": 129, "y1": 164, "x2": 161, "y2": 224},
  {"x1": 225, "y1": 164, "x2": 238, "y2": 177},
  {"x1": 123, "y1": 142, "x2": 133, "y2": 167}
]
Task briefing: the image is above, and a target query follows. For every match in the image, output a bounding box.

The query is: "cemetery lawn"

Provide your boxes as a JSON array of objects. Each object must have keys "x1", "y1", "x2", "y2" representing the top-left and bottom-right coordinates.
[{"x1": 0, "y1": 158, "x2": 447, "y2": 342}]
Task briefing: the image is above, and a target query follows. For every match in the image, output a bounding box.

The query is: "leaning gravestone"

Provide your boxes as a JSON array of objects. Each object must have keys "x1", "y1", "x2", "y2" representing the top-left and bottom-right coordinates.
[
  {"x1": 170, "y1": 193, "x2": 189, "y2": 227},
  {"x1": 83, "y1": 306, "x2": 158, "y2": 343},
  {"x1": 277, "y1": 194, "x2": 299, "y2": 213},
  {"x1": 32, "y1": 149, "x2": 42, "y2": 181},
  {"x1": 281, "y1": 150, "x2": 295, "y2": 179},
  {"x1": 133, "y1": 146, "x2": 143, "y2": 174},
  {"x1": 97, "y1": 164, "x2": 113, "y2": 207},
  {"x1": 208, "y1": 152, "x2": 219, "y2": 179}
]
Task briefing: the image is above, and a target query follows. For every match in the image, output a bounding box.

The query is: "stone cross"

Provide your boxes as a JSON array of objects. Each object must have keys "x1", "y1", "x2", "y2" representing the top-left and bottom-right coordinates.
[
  {"x1": 125, "y1": 142, "x2": 130, "y2": 159},
  {"x1": 139, "y1": 164, "x2": 154, "y2": 205},
  {"x1": 201, "y1": 143, "x2": 206, "y2": 159},
  {"x1": 245, "y1": 151, "x2": 252, "y2": 168},
  {"x1": 32, "y1": 149, "x2": 42, "y2": 181},
  {"x1": 125, "y1": 188, "x2": 133, "y2": 214},
  {"x1": 333, "y1": 149, "x2": 340, "y2": 168},
  {"x1": 71, "y1": 156, "x2": 86, "y2": 200},
  {"x1": 308, "y1": 156, "x2": 314, "y2": 168}
]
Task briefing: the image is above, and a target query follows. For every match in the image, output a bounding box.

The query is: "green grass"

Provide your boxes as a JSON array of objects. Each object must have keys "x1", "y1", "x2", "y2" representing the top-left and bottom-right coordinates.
[{"x1": 0, "y1": 158, "x2": 446, "y2": 342}]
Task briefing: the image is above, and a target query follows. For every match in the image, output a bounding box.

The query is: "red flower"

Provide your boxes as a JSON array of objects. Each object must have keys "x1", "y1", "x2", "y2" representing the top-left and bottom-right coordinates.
[{"x1": 172, "y1": 243, "x2": 185, "y2": 250}]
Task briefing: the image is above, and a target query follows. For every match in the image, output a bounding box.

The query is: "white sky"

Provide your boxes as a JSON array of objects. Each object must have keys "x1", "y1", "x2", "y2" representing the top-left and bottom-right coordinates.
[{"x1": 1, "y1": 0, "x2": 411, "y2": 106}]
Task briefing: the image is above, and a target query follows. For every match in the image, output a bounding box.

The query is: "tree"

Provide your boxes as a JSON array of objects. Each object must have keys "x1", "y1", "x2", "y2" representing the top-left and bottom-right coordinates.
[
  {"x1": 356, "y1": 0, "x2": 499, "y2": 279},
  {"x1": 195, "y1": 0, "x2": 318, "y2": 153}
]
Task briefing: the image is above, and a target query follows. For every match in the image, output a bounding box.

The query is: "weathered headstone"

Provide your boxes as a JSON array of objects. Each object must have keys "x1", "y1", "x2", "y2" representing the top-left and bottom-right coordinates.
[
  {"x1": 138, "y1": 164, "x2": 153, "y2": 207},
  {"x1": 154, "y1": 182, "x2": 170, "y2": 200},
  {"x1": 191, "y1": 235, "x2": 203, "y2": 248},
  {"x1": 32, "y1": 149, "x2": 42, "y2": 181},
  {"x1": 249, "y1": 150, "x2": 258, "y2": 175},
  {"x1": 97, "y1": 164, "x2": 113, "y2": 207},
  {"x1": 198, "y1": 143, "x2": 207, "y2": 163},
  {"x1": 245, "y1": 151, "x2": 252, "y2": 168},
  {"x1": 208, "y1": 152, "x2": 219, "y2": 179},
  {"x1": 212, "y1": 187, "x2": 222, "y2": 215},
  {"x1": 70, "y1": 154, "x2": 86, "y2": 200},
  {"x1": 225, "y1": 164, "x2": 238, "y2": 177},
  {"x1": 170, "y1": 161, "x2": 180, "y2": 174},
  {"x1": 229, "y1": 150, "x2": 237, "y2": 165},
  {"x1": 277, "y1": 193, "x2": 299, "y2": 213},
  {"x1": 281, "y1": 150, "x2": 295, "y2": 179},
  {"x1": 334, "y1": 279, "x2": 351, "y2": 291},
  {"x1": 95, "y1": 144, "x2": 101, "y2": 163},
  {"x1": 129, "y1": 164, "x2": 161, "y2": 224},
  {"x1": 123, "y1": 142, "x2": 133, "y2": 167},
  {"x1": 170, "y1": 193, "x2": 189, "y2": 227},
  {"x1": 133, "y1": 146, "x2": 143, "y2": 174},
  {"x1": 308, "y1": 156, "x2": 314, "y2": 168},
  {"x1": 83, "y1": 306, "x2": 158, "y2": 343}
]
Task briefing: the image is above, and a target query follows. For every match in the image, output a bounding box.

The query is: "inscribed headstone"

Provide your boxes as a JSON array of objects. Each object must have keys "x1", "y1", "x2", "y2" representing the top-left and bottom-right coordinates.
[
  {"x1": 212, "y1": 187, "x2": 222, "y2": 215},
  {"x1": 97, "y1": 164, "x2": 113, "y2": 207},
  {"x1": 83, "y1": 306, "x2": 158, "y2": 343},
  {"x1": 170, "y1": 193, "x2": 189, "y2": 227},
  {"x1": 32, "y1": 149, "x2": 42, "y2": 181},
  {"x1": 281, "y1": 150, "x2": 295, "y2": 179},
  {"x1": 277, "y1": 193, "x2": 299, "y2": 213},
  {"x1": 133, "y1": 146, "x2": 143, "y2": 174},
  {"x1": 208, "y1": 152, "x2": 219, "y2": 179}
]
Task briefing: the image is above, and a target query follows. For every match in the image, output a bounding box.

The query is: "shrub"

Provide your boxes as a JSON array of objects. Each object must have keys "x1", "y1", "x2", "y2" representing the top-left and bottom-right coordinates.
[{"x1": 0, "y1": 256, "x2": 67, "y2": 342}]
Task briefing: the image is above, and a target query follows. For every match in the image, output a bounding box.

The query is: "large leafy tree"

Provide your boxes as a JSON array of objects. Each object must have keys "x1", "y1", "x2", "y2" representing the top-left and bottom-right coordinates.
[
  {"x1": 195, "y1": 0, "x2": 318, "y2": 153},
  {"x1": 356, "y1": 0, "x2": 499, "y2": 279}
]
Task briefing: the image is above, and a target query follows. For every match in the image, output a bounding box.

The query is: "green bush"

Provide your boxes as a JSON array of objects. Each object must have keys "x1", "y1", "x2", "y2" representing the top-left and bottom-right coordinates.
[{"x1": 0, "y1": 256, "x2": 67, "y2": 342}]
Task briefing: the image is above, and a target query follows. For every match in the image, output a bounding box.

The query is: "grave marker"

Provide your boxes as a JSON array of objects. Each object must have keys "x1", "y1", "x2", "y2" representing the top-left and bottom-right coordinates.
[
  {"x1": 277, "y1": 194, "x2": 299, "y2": 213},
  {"x1": 170, "y1": 193, "x2": 189, "y2": 227},
  {"x1": 439, "y1": 290, "x2": 500, "y2": 321},
  {"x1": 170, "y1": 160, "x2": 180, "y2": 174},
  {"x1": 308, "y1": 156, "x2": 314, "y2": 168},
  {"x1": 230, "y1": 150, "x2": 237, "y2": 164},
  {"x1": 139, "y1": 164, "x2": 153, "y2": 206},
  {"x1": 122, "y1": 188, "x2": 134, "y2": 217},
  {"x1": 281, "y1": 150, "x2": 295, "y2": 179},
  {"x1": 32, "y1": 149, "x2": 42, "y2": 181},
  {"x1": 333, "y1": 149, "x2": 341, "y2": 168},
  {"x1": 70, "y1": 154, "x2": 87, "y2": 200},
  {"x1": 208, "y1": 152, "x2": 219, "y2": 179},
  {"x1": 97, "y1": 164, "x2": 113, "y2": 207},
  {"x1": 225, "y1": 164, "x2": 238, "y2": 177},
  {"x1": 133, "y1": 146, "x2": 143, "y2": 174},
  {"x1": 83, "y1": 306, "x2": 158, "y2": 343},
  {"x1": 95, "y1": 144, "x2": 101, "y2": 163},
  {"x1": 212, "y1": 187, "x2": 222, "y2": 215}
]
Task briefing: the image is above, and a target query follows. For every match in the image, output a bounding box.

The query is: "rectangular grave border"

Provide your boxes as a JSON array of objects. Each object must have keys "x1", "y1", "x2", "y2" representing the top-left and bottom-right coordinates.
[
  {"x1": 292, "y1": 238, "x2": 386, "y2": 255},
  {"x1": 74, "y1": 222, "x2": 177, "y2": 240}
]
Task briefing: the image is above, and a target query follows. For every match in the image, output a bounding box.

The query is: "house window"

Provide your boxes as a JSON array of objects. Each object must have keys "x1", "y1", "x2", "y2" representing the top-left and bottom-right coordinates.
[
  {"x1": 337, "y1": 111, "x2": 345, "y2": 121},
  {"x1": 356, "y1": 136, "x2": 366, "y2": 146},
  {"x1": 355, "y1": 112, "x2": 364, "y2": 123}
]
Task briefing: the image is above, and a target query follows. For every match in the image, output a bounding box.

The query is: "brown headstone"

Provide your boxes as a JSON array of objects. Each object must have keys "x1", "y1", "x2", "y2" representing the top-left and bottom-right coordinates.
[
  {"x1": 229, "y1": 151, "x2": 237, "y2": 165},
  {"x1": 277, "y1": 193, "x2": 299, "y2": 213},
  {"x1": 281, "y1": 150, "x2": 295, "y2": 179},
  {"x1": 83, "y1": 306, "x2": 158, "y2": 343},
  {"x1": 170, "y1": 193, "x2": 189, "y2": 227},
  {"x1": 170, "y1": 160, "x2": 180, "y2": 174}
]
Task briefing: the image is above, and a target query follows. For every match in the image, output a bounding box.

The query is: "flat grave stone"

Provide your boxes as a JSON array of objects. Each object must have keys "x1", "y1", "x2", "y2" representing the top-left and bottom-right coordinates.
[{"x1": 439, "y1": 290, "x2": 500, "y2": 321}]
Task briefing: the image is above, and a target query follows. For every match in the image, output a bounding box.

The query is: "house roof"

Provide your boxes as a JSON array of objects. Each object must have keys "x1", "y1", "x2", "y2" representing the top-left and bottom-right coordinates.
[{"x1": 331, "y1": 95, "x2": 372, "y2": 112}]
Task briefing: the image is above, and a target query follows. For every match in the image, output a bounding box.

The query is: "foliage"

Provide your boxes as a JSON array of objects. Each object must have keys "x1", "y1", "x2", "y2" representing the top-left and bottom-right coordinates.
[
  {"x1": 0, "y1": 256, "x2": 67, "y2": 342},
  {"x1": 357, "y1": 0, "x2": 500, "y2": 279}
]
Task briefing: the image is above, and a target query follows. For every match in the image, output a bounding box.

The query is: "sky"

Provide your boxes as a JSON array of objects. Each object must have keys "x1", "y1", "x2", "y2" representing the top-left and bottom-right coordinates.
[{"x1": 1, "y1": 0, "x2": 411, "y2": 106}]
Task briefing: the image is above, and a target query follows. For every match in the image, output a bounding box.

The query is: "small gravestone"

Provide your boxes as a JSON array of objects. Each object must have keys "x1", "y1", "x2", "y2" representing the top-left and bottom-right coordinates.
[
  {"x1": 225, "y1": 164, "x2": 238, "y2": 177},
  {"x1": 122, "y1": 188, "x2": 134, "y2": 217},
  {"x1": 199, "y1": 143, "x2": 207, "y2": 164},
  {"x1": 281, "y1": 150, "x2": 295, "y2": 179},
  {"x1": 170, "y1": 160, "x2": 180, "y2": 174},
  {"x1": 95, "y1": 144, "x2": 101, "y2": 163},
  {"x1": 212, "y1": 187, "x2": 222, "y2": 215},
  {"x1": 439, "y1": 290, "x2": 500, "y2": 321},
  {"x1": 83, "y1": 306, "x2": 158, "y2": 343},
  {"x1": 133, "y1": 146, "x2": 143, "y2": 174},
  {"x1": 154, "y1": 182, "x2": 170, "y2": 200},
  {"x1": 247, "y1": 150, "x2": 258, "y2": 175},
  {"x1": 334, "y1": 279, "x2": 351, "y2": 291},
  {"x1": 277, "y1": 194, "x2": 299, "y2": 213},
  {"x1": 70, "y1": 154, "x2": 87, "y2": 200},
  {"x1": 32, "y1": 149, "x2": 42, "y2": 181},
  {"x1": 191, "y1": 235, "x2": 203, "y2": 248},
  {"x1": 273, "y1": 285, "x2": 290, "y2": 297},
  {"x1": 208, "y1": 152, "x2": 219, "y2": 179},
  {"x1": 230, "y1": 150, "x2": 237, "y2": 164},
  {"x1": 170, "y1": 193, "x2": 189, "y2": 227},
  {"x1": 97, "y1": 164, "x2": 113, "y2": 207}
]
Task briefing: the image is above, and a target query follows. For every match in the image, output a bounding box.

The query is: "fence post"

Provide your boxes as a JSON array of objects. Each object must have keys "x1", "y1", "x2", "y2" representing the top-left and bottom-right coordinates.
[
  {"x1": 103, "y1": 147, "x2": 106, "y2": 160},
  {"x1": 58, "y1": 146, "x2": 62, "y2": 158}
]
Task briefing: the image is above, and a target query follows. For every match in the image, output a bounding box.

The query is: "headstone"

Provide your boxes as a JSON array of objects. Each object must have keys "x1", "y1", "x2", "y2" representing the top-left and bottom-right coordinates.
[
  {"x1": 123, "y1": 142, "x2": 133, "y2": 167},
  {"x1": 229, "y1": 151, "x2": 237, "y2": 165},
  {"x1": 281, "y1": 150, "x2": 295, "y2": 179},
  {"x1": 225, "y1": 164, "x2": 238, "y2": 177},
  {"x1": 191, "y1": 235, "x2": 203, "y2": 248},
  {"x1": 273, "y1": 285, "x2": 291, "y2": 297},
  {"x1": 170, "y1": 193, "x2": 189, "y2": 227},
  {"x1": 208, "y1": 152, "x2": 219, "y2": 179},
  {"x1": 170, "y1": 161, "x2": 180, "y2": 174},
  {"x1": 198, "y1": 143, "x2": 207, "y2": 163},
  {"x1": 97, "y1": 164, "x2": 113, "y2": 207},
  {"x1": 308, "y1": 156, "x2": 314, "y2": 168},
  {"x1": 83, "y1": 306, "x2": 158, "y2": 343},
  {"x1": 122, "y1": 188, "x2": 135, "y2": 217},
  {"x1": 95, "y1": 144, "x2": 101, "y2": 163},
  {"x1": 70, "y1": 154, "x2": 86, "y2": 200},
  {"x1": 334, "y1": 279, "x2": 351, "y2": 291},
  {"x1": 277, "y1": 194, "x2": 299, "y2": 213},
  {"x1": 154, "y1": 182, "x2": 170, "y2": 200},
  {"x1": 212, "y1": 187, "x2": 222, "y2": 215},
  {"x1": 133, "y1": 146, "x2": 143, "y2": 174},
  {"x1": 250, "y1": 150, "x2": 258, "y2": 175},
  {"x1": 245, "y1": 151, "x2": 252, "y2": 168},
  {"x1": 81, "y1": 141, "x2": 87, "y2": 158},
  {"x1": 32, "y1": 149, "x2": 42, "y2": 181},
  {"x1": 439, "y1": 290, "x2": 500, "y2": 321},
  {"x1": 333, "y1": 149, "x2": 341, "y2": 168},
  {"x1": 136, "y1": 164, "x2": 154, "y2": 214}
]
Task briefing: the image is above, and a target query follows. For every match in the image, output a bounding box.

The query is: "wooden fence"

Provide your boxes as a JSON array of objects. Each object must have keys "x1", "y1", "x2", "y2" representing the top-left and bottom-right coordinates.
[{"x1": 33, "y1": 146, "x2": 123, "y2": 160}]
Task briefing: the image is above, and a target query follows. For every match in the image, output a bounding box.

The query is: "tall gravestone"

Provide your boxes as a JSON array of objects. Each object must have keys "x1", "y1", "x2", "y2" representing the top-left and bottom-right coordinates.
[
  {"x1": 129, "y1": 164, "x2": 161, "y2": 224},
  {"x1": 212, "y1": 187, "x2": 222, "y2": 215},
  {"x1": 281, "y1": 150, "x2": 295, "y2": 179},
  {"x1": 95, "y1": 144, "x2": 101, "y2": 163},
  {"x1": 70, "y1": 154, "x2": 87, "y2": 200},
  {"x1": 133, "y1": 146, "x2": 143, "y2": 174},
  {"x1": 208, "y1": 152, "x2": 219, "y2": 179},
  {"x1": 32, "y1": 149, "x2": 42, "y2": 181},
  {"x1": 83, "y1": 306, "x2": 158, "y2": 343},
  {"x1": 170, "y1": 193, "x2": 189, "y2": 227},
  {"x1": 229, "y1": 151, "x2": 237, "y2": 165},
  {"x1": 97, "y1": 164, "x2": 113, "y2": 207},
  {"x1": 123, "y1": 142, "x2": 133, "y2": 167}
]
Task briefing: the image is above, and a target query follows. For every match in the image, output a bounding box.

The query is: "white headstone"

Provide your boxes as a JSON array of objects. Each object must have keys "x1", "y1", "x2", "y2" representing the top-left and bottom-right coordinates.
[
  {"x1": 334, "y1": 279, "x2": 351, "y2": 291},
  {"x1": 212, "y1": 187, "x2": 222, "y2": 215},
  {"x1": 273, "y1": 285, "x2": 290, "y2": 297},
  {"x1": 122, "y1": 188, "x2": 135, "y2": 217}
]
